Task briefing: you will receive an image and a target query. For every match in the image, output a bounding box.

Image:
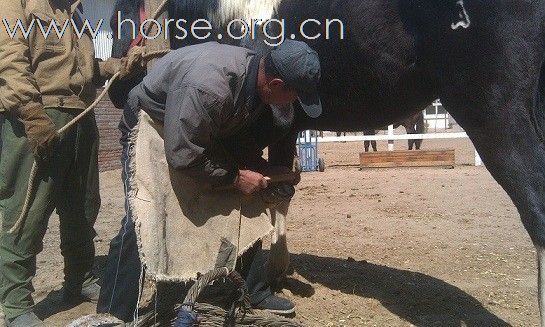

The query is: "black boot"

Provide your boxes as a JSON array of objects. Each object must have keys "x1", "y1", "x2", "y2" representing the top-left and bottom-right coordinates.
[
  {"x1": 240, "y1": 242, "x2": 296, "y2": 316},
  {"x1": 252, "y1": 294, "x2": 295, "y2": 316}
]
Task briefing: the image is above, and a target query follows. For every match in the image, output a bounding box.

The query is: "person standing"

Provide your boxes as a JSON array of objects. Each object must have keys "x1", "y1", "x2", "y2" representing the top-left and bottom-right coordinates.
[{"x1": 0, "y1": 1, "x2": 137, "y2": 326}]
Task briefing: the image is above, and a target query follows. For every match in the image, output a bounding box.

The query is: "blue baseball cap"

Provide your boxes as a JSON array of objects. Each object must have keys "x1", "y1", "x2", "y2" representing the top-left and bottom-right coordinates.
[{"x1": 270, "y1": 40, "x2": 322, "y2": 118}]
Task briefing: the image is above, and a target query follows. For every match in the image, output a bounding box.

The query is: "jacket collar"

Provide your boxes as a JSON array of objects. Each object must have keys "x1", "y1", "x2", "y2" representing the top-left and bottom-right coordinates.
[{"x1": 241, "y1": 53, "x2": 262, "y2": 115}]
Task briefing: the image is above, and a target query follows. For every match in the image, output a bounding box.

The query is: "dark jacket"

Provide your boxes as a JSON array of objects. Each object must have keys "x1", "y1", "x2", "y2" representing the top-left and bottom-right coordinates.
[{"x1": 126, "y1": 42, "x2": 267, "y2": 186}]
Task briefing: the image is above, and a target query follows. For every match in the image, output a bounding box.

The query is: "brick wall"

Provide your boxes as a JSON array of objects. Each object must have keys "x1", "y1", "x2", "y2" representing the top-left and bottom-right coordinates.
[{"x1": 95, "y1": 88, "x2": 123, "y2": 172}]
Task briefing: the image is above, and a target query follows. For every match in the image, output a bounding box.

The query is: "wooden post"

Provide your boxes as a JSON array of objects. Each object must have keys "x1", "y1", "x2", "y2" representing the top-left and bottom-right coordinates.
[
  {"x1": 144, "y1": 0, "x2": 170, "y2": 70},
  {"x1": 360, "y1": 149, "x2": 456, "y2": 168}
]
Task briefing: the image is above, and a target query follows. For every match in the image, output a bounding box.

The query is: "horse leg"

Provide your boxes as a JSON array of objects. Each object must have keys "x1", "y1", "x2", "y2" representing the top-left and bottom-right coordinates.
[
  {"x1": 405, "y1": 124, "x2": 416, "y2": 150},
  {"x1": 441, "y1": 54, "x2": 545, "y2": 324},
  {"x1": 446, "y1": 100, "x2": 545, "y2": 323},
  {"x1": 364, "y1": 130, "x2": 377, "y2": 152},
  {"x1": 415, "y1": 114, "x2": 426, "y2": 150},
  {"x1": 267, "y1": 132, "x2": 298, "y2": 287},
  {"x1": 536, "y1": 62, "x2": 545, "y2": 325},
  {"x1": 415, "y1": 139, "x2": 422, "y2": 150}
]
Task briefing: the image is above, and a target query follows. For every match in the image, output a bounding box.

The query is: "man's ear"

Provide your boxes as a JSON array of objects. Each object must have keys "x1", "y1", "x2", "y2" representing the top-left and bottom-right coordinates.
[{"x1": 269, "y1": 78, "x2": 286, "y2": 91}]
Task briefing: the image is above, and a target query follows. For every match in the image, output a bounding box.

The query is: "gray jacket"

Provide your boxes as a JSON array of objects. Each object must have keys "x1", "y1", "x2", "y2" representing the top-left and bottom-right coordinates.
[{"x1": 127, "y1": 42, "x2": 264, "y2": 186}]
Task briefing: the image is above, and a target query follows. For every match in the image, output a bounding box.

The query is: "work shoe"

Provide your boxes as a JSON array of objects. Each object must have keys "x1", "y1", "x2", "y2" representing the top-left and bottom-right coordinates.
[
  {"x1": 6, "y1": 312, "x2": 44, "y2": 327},
  {"x1": 252, "y1": 294, "x2": 295, "y2": 316},
  {"x1": 63, "y1": 281, "x2": 101, "y2": 304}
]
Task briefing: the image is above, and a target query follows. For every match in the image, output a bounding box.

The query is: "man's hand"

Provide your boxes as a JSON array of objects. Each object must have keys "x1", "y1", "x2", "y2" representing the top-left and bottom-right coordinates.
[
  {"x1": 13, "y1": 103, "x2": 59, "y2": 161},
  {"x1": 233, "y1": 170, "x2": 269, "y2": 195},
  {"x1": 99, "y1": 46, "x2": 145, "y2": 80}
]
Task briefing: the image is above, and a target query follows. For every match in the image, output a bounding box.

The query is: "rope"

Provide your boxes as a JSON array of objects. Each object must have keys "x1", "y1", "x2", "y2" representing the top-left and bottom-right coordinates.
[
  {"x1": 9, "y1": 49, "x2": 171, "y2": 235},
  {"x1": 146, "y1": 0, "x2": 170, "y2": 30},
  {"x1": 133, "y1": 269, "x2": 302, "y2": 327},
  {"x1": 182, "y1": 268, "x2": 231, "y2": 311},
  {"x1": 179, "y1": 304, "x2": 302, "y2": 327}
]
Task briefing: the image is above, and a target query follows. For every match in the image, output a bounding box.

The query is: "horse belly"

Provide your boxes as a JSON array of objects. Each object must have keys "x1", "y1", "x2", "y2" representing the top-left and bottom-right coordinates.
[{"x1": 296, "y1": 86, "x2": 434, "y2": 132}]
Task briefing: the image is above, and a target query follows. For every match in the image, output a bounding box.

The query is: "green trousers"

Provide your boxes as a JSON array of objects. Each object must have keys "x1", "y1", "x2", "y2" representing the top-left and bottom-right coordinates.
[{"x1": 0, "y1": 108, "x2": 100, "y2": 319}]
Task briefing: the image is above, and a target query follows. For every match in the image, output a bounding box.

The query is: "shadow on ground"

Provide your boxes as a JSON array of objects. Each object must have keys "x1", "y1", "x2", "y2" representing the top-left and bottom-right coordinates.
[
  {"x1": 288, "y1": 252, "x2": 510, "y2": 327},
  {"x1": 33, "y1": 252, "x2": 510, "y2": 326},
  {"x1": 34, "y1": 255, "x2": 109, "y2": 321}
]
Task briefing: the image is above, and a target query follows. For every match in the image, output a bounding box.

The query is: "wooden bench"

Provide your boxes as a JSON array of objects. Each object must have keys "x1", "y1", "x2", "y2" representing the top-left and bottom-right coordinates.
[{"x1": 360, "y1": 149, "x2": 456, "y2": 168}]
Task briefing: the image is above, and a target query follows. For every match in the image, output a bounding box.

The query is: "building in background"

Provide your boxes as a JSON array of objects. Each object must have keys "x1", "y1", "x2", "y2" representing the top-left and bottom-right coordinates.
[
  {"x1": 82, "y1": 0, "x2": 114, "y2": 60},
  {"x1": 424, "y1": 100, "x2": 457, "y2": 132},
  {"x1": 82, "y1": 0, "x2": 122, "y2": 171}
]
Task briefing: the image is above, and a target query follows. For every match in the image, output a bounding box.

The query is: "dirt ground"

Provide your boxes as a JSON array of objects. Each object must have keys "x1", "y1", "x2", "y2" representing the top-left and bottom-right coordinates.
[{"x1": 6, "y1": 138, "x2": 539, "y2": 326}]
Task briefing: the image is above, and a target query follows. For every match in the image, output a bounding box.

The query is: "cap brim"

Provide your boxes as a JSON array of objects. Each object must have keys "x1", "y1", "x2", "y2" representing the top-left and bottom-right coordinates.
[{"x1": 298, "y1": 92, "x2": 322, "y2": 118}]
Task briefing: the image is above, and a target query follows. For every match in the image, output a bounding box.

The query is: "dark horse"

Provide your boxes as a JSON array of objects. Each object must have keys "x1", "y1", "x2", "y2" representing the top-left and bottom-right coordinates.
[
  {"x1": 361, "y1": 111, "x2": 425, "y2": 152},
  {"x1": 334, "y1": 111, "x2": 425, "y2": 151},
  {"x1": 110, "y1": 0, "x2": 545, "y2": 324}
]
